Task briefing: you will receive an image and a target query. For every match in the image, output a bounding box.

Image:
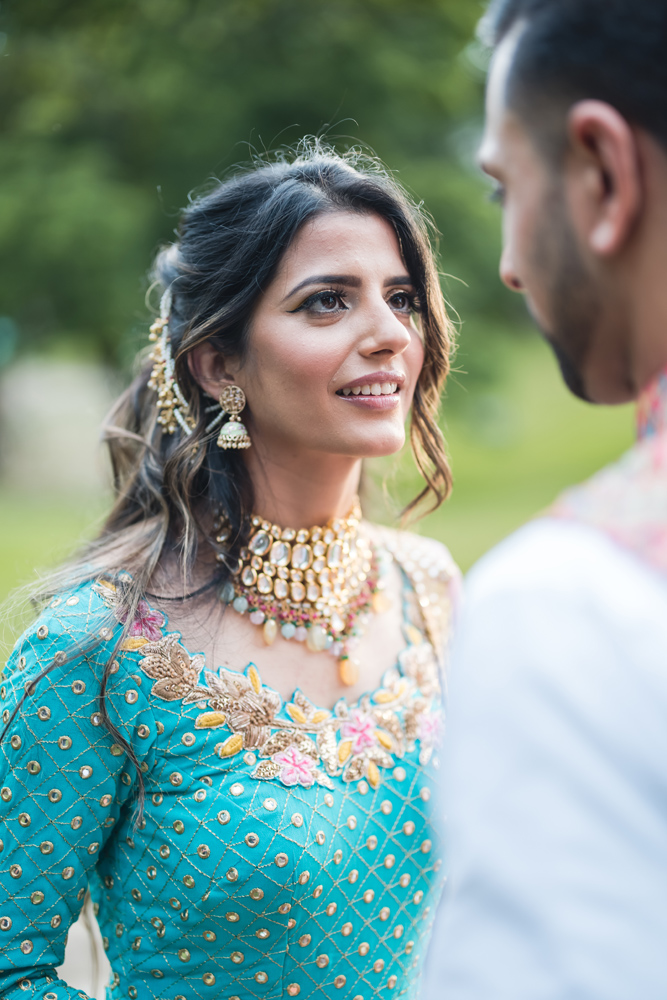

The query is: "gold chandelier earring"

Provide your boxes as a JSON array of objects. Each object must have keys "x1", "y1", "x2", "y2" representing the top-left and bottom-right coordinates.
[{"x1": 217, "y1": 384, "x2": 251, "y2": 450}]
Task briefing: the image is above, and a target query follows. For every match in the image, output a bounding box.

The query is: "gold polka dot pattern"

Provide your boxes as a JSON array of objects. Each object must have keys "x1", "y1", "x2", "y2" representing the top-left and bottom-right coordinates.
[{"x1": 0, "y1": 531, "x2": 456, "y2": 999}]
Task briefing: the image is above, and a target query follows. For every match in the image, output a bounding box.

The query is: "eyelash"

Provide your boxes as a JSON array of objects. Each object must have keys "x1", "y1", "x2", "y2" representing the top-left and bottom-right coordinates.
[{"x1": 292, "y1": 288, "x2": 421, "y2": 314}]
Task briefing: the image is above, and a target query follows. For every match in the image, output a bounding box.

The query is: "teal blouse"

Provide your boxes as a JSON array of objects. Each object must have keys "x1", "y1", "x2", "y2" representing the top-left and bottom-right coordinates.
[{"x1": 0, "y1": 531, "x2": 455, "y2": 1000}]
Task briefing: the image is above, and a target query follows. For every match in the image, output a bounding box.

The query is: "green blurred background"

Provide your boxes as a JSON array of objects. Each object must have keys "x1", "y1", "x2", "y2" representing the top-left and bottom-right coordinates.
[{"x1": 0, "y1": 0, "x2": 635, "y2": 619}]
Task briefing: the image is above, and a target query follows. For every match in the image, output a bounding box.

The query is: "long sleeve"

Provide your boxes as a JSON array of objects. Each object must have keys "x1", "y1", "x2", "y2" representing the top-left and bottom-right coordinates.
[
  {"x1": 425, "y1": 520, "x2": 667, "y2": 1000},
  {"x1": 0, "y1": 582, "x2": 156, "y2": 999}
]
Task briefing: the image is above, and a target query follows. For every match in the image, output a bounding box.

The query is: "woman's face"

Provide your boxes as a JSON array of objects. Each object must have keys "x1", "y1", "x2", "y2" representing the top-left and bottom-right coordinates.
[{"x1": 231, "y1": 210, "x2": 425, "y2": 461}]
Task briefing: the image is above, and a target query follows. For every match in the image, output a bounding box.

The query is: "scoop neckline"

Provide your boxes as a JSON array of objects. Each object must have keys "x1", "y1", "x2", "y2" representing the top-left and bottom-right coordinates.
[{"x1": 139, "y1": 549, "x2": 424, "y2": 715}]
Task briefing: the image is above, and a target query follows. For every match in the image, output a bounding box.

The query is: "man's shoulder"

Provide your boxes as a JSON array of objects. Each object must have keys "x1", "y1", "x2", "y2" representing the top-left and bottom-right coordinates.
[{"x1": 467, "y1": 516, "x2": 667, "y2": 619}]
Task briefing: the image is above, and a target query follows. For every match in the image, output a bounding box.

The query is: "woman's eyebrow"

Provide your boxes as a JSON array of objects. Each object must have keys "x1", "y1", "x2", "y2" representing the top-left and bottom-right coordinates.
[{"x1": 385, "y1": 275, "x2": 414, "y2": 287}]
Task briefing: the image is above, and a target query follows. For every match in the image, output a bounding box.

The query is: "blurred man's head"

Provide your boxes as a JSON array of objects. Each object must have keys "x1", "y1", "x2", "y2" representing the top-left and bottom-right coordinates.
[{"x1": 479, "y1": 0, "x2": 667, "y2": 403}]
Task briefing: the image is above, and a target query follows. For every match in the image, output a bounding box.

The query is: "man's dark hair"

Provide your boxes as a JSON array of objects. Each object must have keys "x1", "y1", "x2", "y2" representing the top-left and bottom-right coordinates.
[{"x1": 482, "y1": 0, "x2": 667, "y2": 156}]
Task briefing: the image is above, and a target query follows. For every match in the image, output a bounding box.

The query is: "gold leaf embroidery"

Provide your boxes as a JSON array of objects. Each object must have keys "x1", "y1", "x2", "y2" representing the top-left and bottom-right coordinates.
[
  {"x1": 286, "y1": 704, "x2": 307, "y2": 725},
  {"x1": 215, "y1": 734, "x2": 244, "y2": 758},
  {"x1": 195, "y1": 712, "x2": 227, "y2": 730},
  {"x1": 253, "y1": 760, "x2": 282, "y2": 780},
  {"x1": 121, "y1": 636, "x2": 149, "y2": 652},
  {"x1": 338, "y1": 740, "x2": 353, "y2": 764},
  {"x1": 367, "y1": 761, "x2": 381, "y2": 788}
]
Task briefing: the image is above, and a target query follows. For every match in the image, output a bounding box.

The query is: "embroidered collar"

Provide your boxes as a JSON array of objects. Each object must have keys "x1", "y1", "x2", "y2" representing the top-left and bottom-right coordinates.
[{"x1": 551, "y1": 363, "x2": 667, "y2": 575}]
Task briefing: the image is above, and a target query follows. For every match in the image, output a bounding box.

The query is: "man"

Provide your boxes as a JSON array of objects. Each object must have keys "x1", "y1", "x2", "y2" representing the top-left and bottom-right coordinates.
[{"x1": 426, "y1": 2, "x2": 667, "y2": 997}]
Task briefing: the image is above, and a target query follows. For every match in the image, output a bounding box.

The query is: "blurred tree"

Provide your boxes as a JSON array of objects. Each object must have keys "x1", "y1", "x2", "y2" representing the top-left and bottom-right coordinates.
[{"x1": 0, "y1": 0, "x2": 521, "y2": 374}]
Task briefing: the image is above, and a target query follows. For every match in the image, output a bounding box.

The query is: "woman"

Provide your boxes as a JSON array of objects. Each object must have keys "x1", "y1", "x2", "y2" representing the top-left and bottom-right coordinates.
[{"x1": 0, "y1": 146, "x2": 458, "y2": 1000}]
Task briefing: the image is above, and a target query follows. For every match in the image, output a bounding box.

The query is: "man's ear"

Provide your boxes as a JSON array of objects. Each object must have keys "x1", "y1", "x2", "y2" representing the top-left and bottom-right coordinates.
[
  {"x1": 188, "y1": 341, "x2": 241, "y2": 399},
  {"x1": 567, "y1": 100, "x2": 643, "y2": 256}
]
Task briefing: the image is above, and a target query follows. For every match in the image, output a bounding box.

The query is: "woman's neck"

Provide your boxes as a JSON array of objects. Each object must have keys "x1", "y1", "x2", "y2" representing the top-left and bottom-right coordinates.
[{"x1": 243, "y1": 447, "x2": 363, "y2": 528}]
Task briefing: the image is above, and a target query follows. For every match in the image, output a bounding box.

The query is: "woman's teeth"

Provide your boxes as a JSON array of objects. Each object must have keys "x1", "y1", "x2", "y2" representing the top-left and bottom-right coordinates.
[{"x1": 339, "y1": 382, "x2": 398, "y2": 397}]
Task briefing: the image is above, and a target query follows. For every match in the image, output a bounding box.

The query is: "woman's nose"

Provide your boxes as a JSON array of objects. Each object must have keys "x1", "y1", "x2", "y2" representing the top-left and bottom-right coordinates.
[
  {"x1": 499, "y1": 245, "x2": 524, "y2": 292},
  {"x1": 361, "y1": 298, "x2": 413, "y2": 356}
]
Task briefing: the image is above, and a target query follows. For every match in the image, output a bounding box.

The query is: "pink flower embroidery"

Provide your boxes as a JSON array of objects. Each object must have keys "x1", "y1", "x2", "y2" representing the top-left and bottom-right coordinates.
[
  {"x1": 417, "y1": 710, "x2": 441, "y2": 747},
  {"x1": 341, "y1": 709, "x2": 377, "y2": 755},
  {"x1": 122, "y1": 601, "x2": 166, "y2": 642},
  {"x1": 272, "y1": 747, "x2": 317, "y2": 788}
]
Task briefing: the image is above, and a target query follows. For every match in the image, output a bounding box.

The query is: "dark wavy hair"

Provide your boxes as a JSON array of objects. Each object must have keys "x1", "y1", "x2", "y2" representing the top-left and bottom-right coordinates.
[{"x1": 3, "y1": 144, "x2": 454, "y2": 813}]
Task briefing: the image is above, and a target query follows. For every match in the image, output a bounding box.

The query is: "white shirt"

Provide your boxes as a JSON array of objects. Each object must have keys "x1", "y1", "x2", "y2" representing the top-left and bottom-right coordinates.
[{"x1": 425, "y1": 518, "x2": 667, "y2": 1000}]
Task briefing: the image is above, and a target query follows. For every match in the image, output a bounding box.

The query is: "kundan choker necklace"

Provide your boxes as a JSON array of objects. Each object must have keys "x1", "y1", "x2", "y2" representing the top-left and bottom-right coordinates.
[{"x1": 215, "y1": 502, "x2": 389, "y2": 686}]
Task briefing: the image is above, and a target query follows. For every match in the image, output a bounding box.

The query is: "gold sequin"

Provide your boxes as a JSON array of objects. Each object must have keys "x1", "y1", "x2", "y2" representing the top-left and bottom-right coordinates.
[
  {"x1": 147, "y1": 867, "x2": 157, "y2": 879},
  {"x1": 0, "y1": 917, "x2": 12, "y2": 930},
  {"x1": 275, "y1": 853, "x2": 289, "y2": 867},
  {"x1": 255, "y1": 972, "x2": 268, "y2": 984},
  {"x1": 110, "y1": 744, "x2": 124, "y2": 757},
  {"x1": 334, "y1": 976, "x2": 346, "y2": 989},
  {"x1": 71, "y1": 680, "x2": 86, "y2": 694},
  {"x1": 79, "y1": 765, "x2": 93, "y2": 779},
  {"x1": 263, "y1": 797, "x2": 277, "y2": 811},
  {"x1": 373, "y1": 959, "x2": 385, "y2": 973},
  {"x1": 388, "y1": 975, "x2": 398, "y2": 988},
  {"x1": 48, "y1": 789, "x2": 62, "y2": 802},
  {"x1": 18, "y1": 812, "x2": 30, "y2": 827},
  {"x1": 20, "y1": 940, "x2": 33, "y2": 955},
  {"x1": 173, "y1": 820, "x2": 185, "y2": 834},
  {"x1": 347, "y1": 816, "x2": 357, "y2": 830},
  {"x1": 245, "y1": 832, "x2": 259, "y2": 848},
  {"x1": 71, "y1": 816, "x2": 83, "y2": 830},
  {"x1": 393, "y1": 924, "x2": 404, "y2": 938},
  {"x1": 363, "y1": 889, "x2": 374, "y2": 903},
  {"x1": 217, "y1": 810, "x2": 230, "y2": 825},
  {"x1": 384, "y1": 854, "x2": 395, "y2": 868},
  {"x1": 298, "y1": 934, "x2": 311, "y2": 947},
  {"x1": 36, "y1": 625, "x2": 49, "y2": 639},
  {"x1": 393, "y1": 766, "x2": 406, "y2": 781},
  {"x1": 62, "y1": 867, "x2": 75, "y2": 880},
  {"x1": 381, "y1": 800, "x2": 392, "y2": 815},
  {"x1": 137, "y1": 725, "x2": 150, "y2": 739},
  {"x1": 88, "y1": 842, "x2": 100, "y2": 854},
  {"x1": 0, "y1": 787, "x2": 11, "y2": 802},
  {"x1": 421, "y1": 839, "x2": 432, "y2": 853},
  {"x1": 203, "y1": 974, "x2": 216, "y2": 985},
  {"x1": 225, "y1": 912, "x2": 240, "y2": 922},
  {"x1": 226, "y1": 868, "x2": 239, "y2": 882},
  {"x1": 178, "y1": 948, "x2": 191, "y2": 962},
  {"x1": 169, "y1": 771, "x2": 183, "y2": 786},
  {"x1": 326, "y1": 902, "x2": 337, "y2": 916},
  {"x1": 380, "y1": 907, "x2": 390, "y2": 921},
  {"x1": 287, "y1": 918, "x2": 296, "y2": 929},
  {"x1": 315, "y1": 830, "x2": 326, "y2": 845},
  {"x1": 169, "y1": 898, "x2": 181, "y2": 910},
  {"x1": 348, "y1": 869, "x2": 359, "y2": 883},
  {"x1": 10, "y1": 735, "x2": 21, "y2": 750},
  {"x1": 256, "y1": 928, "x2": 270, "y2": 939},
  {"x1": 287, "y1": 986, "x2": 300, "y2": 996},
  {"x1": 181, "y1": 732, "x2": 196, "y2": 746},
  {"x1": 324, "y1": 793, "x2": 334, "y2": 807},
  {"x1": 413, "y1": 890, "x2": 424, "y2": 904},
  {"x1": 125, "y1": 690, "x2": 139, "y2": 704},
  {"x1": 405, "y1": 940, "x2": 415, "y2": 954},
  {"x1": 333, "y1": 849, "x2": 343, "y2": 864},
  {"x1": 316, "y1": 954, "x2": 330, "y2": 968},
  {"x1": 203, "y1": 930, "x2": 216, "y2": 942},
  {"x1": 249, "y1": 888, "x2": 264, "y2": 901},
  {"x1": 342, "y1": 923, "x2": 353, "y2": 937},
  {"x1": 399, "y1": 874, "x2": 411, "y2": 887},
  {"x1": 40, "y1": 842, "x2": 54, "y2": 855},
  {"x1": 38, "y1": 706, "x2": 51, "y2": 721},
  {"x1": 131, "y1": 889, "x2": 142, "y2": 902},
  {"x1": 197, "y1": 844, "x2": 211, "y2": 858},
  {"x1": 243, "y1": 751, "x2": 257, "y2": 765},
  {"x1": 50, "y1": 915, "x2": 62, "y2": 928},
  {"x1": 291, "y1": 812, "x2": 303, "y2": 827},
  {"x1": 420, "y1": 788, "x2": 431, "y2": 801},
  {"x1": 358, "y1": 780, "x2": 369, "y2": 795},
  {"x1": 58, "y1": 736, "x2": 72, "y2": 750},
  {"x1": 230, "y1": 782, "x2": 244, "y2": 796},
  {"x1": 298, "y1": 871, "x2": 310, "y2": 885},
  {"x1": 278, "y1": 903, "x2": 292, "y2": 914},
  {"x1": 312, "y1": 884, "x2": 323, "y2": 898},
  {"x1": 403, "y1": 821, "x2": 415, "y2": 835},
  {"x1": 183, "y1": 875, "x2": 195, "y2": 888},
  {"x1": 366, "y1": 836, "x2": 377, "y2": 850}
]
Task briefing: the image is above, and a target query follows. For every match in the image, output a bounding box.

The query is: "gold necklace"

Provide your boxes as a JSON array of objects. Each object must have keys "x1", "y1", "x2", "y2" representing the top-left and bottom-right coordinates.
[{"x1": 216, "y1": 502, "x2": 388, "y2": 686}]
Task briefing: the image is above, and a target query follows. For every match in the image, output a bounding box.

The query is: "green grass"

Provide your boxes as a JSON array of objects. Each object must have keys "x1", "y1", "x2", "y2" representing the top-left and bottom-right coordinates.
[{"x1": 0, "y1": 336, "x2": 635, "y2": 660}]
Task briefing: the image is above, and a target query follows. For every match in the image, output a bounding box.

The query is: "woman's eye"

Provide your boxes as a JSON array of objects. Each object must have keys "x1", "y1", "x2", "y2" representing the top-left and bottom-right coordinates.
[
  {"x1": 294, "y1": 290, "x2": 347, "y2": 314},
  {"x1": 389, "y1": 291, "x2": 419, "y2": 313}
]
